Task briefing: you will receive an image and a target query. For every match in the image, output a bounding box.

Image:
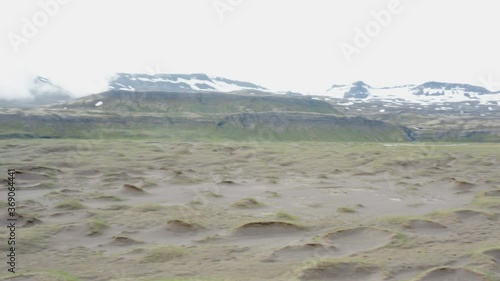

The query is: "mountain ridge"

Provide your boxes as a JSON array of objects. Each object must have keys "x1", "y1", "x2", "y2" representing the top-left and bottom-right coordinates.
[
  {"x1": 321, "y1": 80, "x2": 500, "y2": 104},
  {"x1": 3, "y1": 73, "x2": 500, "y2": 107},
  {"x1": 108, "y1": 73, "x2": 500, "y2": 105},
  {"x1": 109, "y1": 73, "x2": 269, "y2": 93}
]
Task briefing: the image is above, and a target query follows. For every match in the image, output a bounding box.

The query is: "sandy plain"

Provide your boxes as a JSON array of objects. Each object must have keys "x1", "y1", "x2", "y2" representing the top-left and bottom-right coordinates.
[{"x1": 0, "y1": 140, "x2": 499, "y2": 281}]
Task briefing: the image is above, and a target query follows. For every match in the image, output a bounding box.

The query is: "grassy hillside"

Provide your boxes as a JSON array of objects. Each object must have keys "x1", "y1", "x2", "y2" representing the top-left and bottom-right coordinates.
[
  {"x1": 0, "y1": 109, "x2": 409, "y2": 142},
  {"x1": 55, "y1": 91, "x2": 339, "y2": 115},
  {"x1": 0, "y1": 91, "x2": 411, "y2": 142}
]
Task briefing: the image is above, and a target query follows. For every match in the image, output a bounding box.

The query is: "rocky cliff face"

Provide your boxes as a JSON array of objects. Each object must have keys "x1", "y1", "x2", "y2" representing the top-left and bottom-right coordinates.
[{"x1": 0, "y1": 110, "x2": 410, "y2": 142}]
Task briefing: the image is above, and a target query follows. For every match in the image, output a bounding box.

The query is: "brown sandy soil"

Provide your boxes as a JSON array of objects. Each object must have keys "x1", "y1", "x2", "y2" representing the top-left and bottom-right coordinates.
[{"x1": 0, "y1": 140, "x2": 499, "y2": 281}]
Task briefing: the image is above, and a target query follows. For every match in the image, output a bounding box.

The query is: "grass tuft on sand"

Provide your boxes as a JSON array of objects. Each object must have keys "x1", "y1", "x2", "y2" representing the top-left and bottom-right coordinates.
[
  {"x1": 203, "y1": 191, "x2": 224, "y2": 198},
  {"x1": 337, "y1": 206, "x2": 357, "y2": 213},
  {"x1": 0, "y1": 270, "x2": 82, "y2": 281},
  {"x1": 275, "y1": 211, "x2": 299, "y2": 221},
  {"x1": 132, "y1": 203, "x2": 165, "y2": 212},
  {"x1": 54, "y1": 199, "x2": 87, "y2": 210},
  {"x1": 408, "y1": 266, "x2": 492, "y2": 281},
  {"x1": 234, "y1": 221, "x2": 307, "y2": 233},
  {"x1": 111, "y1": 235, "x2": 144, "y2": 246},
  {"x1": 2, "y1": 225, "x2": 61, "y2": 254},
  {"x1": 93, "y1": 193, "x2": 125, "y2": 201},
  {"x1": 294, "y1": 257, "x2": 381, "y2": 280},
  {"x1": 264, "y1": 191, "x2": 281, "y2": 198},
  {"x1": 167, "y1": 219, "x2": 204, "y2": 232},
  {"x1": 87, "y1": 219, "x2": 109, "y2": 235},
  {"x1": 231, "y1": 197, "x2": 266, "y2": 209},
  {"x1": 389, "y1": 232, "x2": 410, "y2": 248},
  {"x1": 103, "y1": 204, "x2": 132, "y2": 210},
  {"x1": 141, "y1": 245, "x2": 188, "y2": 263},
  {"x1": 472, "y1": 190, "x2": 500, "y2": 209},
  {"x1": 123, "y1": 184, "x2": 148, "y2": 194}
]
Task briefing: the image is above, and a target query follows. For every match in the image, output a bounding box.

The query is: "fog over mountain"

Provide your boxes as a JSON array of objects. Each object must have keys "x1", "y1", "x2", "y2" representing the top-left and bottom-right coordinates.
[
  {"x1": 3, "y1": 72, "x2": 499, "y2": 108},
  {"x1": 3, "y1": 1, "x2": 500, "y2": 97}
]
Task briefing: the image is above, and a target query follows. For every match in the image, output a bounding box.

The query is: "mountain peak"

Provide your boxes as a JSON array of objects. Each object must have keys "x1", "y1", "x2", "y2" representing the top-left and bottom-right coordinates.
[
  {"x1": 415, "y1": 81, "x2": 492, "y2": 94},
  {"x1": 31, "y1": 76, "x2": 69, "y2": 97},
  {"x1": 352, "y1": 81, "x2": 370, "y2": 87}
]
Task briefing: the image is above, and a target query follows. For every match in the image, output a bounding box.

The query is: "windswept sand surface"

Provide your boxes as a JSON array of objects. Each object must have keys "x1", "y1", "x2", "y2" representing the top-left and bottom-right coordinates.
[{"x1": 0, "y1": 140, "x2": 499, "y2": 281}]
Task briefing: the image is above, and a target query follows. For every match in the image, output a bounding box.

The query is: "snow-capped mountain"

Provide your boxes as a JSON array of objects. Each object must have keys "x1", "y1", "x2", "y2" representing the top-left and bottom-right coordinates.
[
  {"x1": 109, "y1": 73, "x2": 269, "y2": 93},
  {"x1": 0, "y1": 76, "x2": 71, "y2": 107},
  {"x1": 30, "y1": 76, "x2": 71, "y2": 102},
  {"x1": 323, "y1": 81, "x2": 500, "y2": 105}
]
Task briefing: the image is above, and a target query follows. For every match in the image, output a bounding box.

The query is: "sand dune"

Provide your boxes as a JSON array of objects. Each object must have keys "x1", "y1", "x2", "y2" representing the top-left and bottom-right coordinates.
[
  {"x1": 407, "y1": 219, "x2": 450, "y2": 236},
  {"x1": 323, "y1": 227, "x2": 394, "y2": 254},
  {"x1": 271, "y1": 243, "x2": 340, "y2": 262},
  {"x1": 233, "y1": 221, "x2": 305, "y2": 236},
  {"x1": 297, "y1": 261, "x2": 385, "y2": 281},
  {"x1": 416, "y1": 267, "x2": 487, "y2": 281},
  {"x1": 482, "y1": 248, "x2": 500, "y2": 263}
]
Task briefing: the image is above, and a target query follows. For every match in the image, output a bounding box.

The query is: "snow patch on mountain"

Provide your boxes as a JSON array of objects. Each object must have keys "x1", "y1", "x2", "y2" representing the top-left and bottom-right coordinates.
[
  {"x1": 109, "y1": 73, "x2": 268, "y2": 93},
  {"x1": 320, "y1": 81, "x2": 500, "y2": 105}
]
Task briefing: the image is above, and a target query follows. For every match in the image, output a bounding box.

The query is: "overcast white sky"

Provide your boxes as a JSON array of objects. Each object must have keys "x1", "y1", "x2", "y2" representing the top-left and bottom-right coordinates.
[{"x1": 1, "y1": 0, "x2": 500, "y2": 98}]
